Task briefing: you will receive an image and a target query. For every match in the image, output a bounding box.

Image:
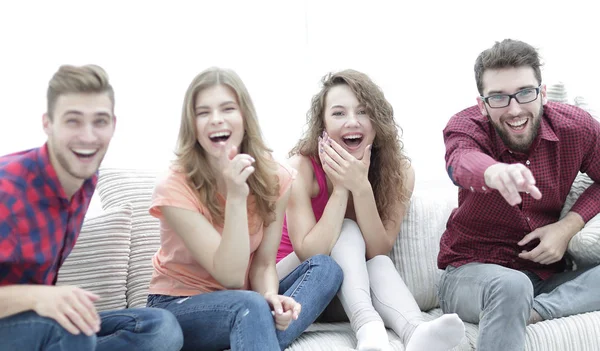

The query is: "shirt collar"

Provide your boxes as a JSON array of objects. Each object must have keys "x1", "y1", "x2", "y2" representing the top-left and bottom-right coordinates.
[{"x1": 36, "y1": 143, "x2": 97, "y2": 201}]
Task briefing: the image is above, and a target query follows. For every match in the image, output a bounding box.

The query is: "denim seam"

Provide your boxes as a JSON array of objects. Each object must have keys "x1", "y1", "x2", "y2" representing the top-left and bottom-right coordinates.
[
  {"x1": 532, "y1": 299, "x2": 553, "y2": 320},
  {"x1": 287, "y1": 259, "x2": 313, "y2": 299}
]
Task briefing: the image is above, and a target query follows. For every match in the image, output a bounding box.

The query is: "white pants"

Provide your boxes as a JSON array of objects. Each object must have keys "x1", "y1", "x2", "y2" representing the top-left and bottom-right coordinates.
[{"x1": 277, "y1": 219, "x2": 424, "y2": 344}]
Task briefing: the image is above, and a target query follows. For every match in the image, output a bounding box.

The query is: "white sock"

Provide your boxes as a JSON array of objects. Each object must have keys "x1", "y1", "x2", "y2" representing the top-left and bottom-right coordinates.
[
  {"x1": 405, "y1": 313, "x2": 465, "y2": 351},
  {"x1": 356, "y1": 320, "x2": 390, "y2": 351}
]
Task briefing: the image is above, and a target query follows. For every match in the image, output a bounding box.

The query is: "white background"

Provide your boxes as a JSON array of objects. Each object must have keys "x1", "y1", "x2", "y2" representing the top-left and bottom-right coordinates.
[{"x1": 1, "y1": 0, "x2": 598, "y2": 196}]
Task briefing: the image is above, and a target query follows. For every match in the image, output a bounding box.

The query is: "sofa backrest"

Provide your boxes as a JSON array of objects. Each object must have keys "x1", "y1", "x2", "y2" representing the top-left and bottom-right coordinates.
[{"x1": 91, "y1": 167, "x2": 458, "y2": 310}]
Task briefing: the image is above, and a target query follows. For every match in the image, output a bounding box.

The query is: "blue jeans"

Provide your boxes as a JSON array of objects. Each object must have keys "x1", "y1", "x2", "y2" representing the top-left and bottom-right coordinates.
[
  {"x1": 147, "y1": 254, "x2": 343, "y2": 351},
  {"x1": 438, "y1": 262, "x2": 600, "y2": 351},
  {"x1": 0, "y1": 308, "x2": 184, "y2": 351}
]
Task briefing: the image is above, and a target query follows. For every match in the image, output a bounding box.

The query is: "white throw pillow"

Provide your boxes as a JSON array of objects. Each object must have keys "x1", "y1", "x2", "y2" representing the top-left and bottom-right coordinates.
[
  {"x1": 560, "y1": 173, "x2": 600, "y2": 267},
  {"x1": 389, "y1": 190, "x2": 458, "y2": 311},
  {"x1": 97, "y1": 168, "x2": 161, "y2": 308},
  {"x1": 57, "y1": 204, "x2": 132, "y2": 312}
]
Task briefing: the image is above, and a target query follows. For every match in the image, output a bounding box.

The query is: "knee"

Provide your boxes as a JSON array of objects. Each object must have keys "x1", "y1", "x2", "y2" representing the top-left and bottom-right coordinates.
[
  {"x1": 310, "y1": 254, "x2": 343, "y2": 286},
  {"x1": 336, "y1": 219, "x2": 365, "y2": 249},
  {"x1": 367, "y1": 254, "x2": 394, "y2": 268},
  {"x1": 488, "y1": 271, "x2": 533, "y2": 310},
  {"x1": 341, "y1": 218, "x2": 360, "y2": 232},
  {"x1": 143, "y1": 308, "x2": 184, "y2": 351},
  {"x1": 234, "y1": 291, "x2": 272, "y2": 319}
]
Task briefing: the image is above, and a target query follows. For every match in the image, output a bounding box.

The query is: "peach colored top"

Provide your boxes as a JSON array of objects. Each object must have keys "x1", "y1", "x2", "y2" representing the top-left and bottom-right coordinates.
[{"x1": 148, "y1": 162, "x2": 296, "y2": 297}]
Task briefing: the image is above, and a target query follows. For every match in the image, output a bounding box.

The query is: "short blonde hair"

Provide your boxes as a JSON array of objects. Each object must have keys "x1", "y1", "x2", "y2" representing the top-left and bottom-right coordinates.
[{"x1": 47, "y1": 64, "x2": 114, "y2": 119}]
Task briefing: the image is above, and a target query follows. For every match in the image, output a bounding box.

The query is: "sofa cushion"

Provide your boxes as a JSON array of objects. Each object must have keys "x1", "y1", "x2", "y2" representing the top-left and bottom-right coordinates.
[
  {"x1": 560, "y1": 173, "x2": 600, "y2": 267},
  {"x1": 574, "y1": 96, "x2": 599, "y2": 120},
  {"x1": 97, "y1": 168, "x2": 161, "y2": 308},
  {"x1": 292, "y1": 308, "x2": 600, "y2": 350},
  {"x1": 57, "y1": 204, "x2": 132, "y2": 312},
  {"x1": 389, "y1": 189, "x2": 458, "y2": 311},
  {"x1": 546, "y1": 82, "x2": 568, "y2": 103},
  {"x1": 295, "y1": 309, "x2": 473, "y2": 351}
]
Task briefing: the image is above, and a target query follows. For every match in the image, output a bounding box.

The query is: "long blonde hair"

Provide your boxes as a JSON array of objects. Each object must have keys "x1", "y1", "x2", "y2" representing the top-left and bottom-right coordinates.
[
  {"x1": 290, "y1": 69, "x2": 410, "y2": 223},
  {"x1": 175, "y1": 67, "x2": 279, "y2": 226}
]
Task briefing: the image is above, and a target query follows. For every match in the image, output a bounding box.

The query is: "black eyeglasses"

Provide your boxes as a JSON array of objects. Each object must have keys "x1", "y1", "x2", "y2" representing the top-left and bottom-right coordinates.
[{"x1": 481, "y1": 85, "x2": 541, "y2": 108}]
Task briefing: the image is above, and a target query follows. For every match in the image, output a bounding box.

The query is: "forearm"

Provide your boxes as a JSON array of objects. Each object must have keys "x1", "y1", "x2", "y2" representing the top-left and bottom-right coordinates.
[
  {"x1": 353, "y1": 183, "x2": 392, "y2": 258},
  {"x1": 249, "y1": 263, "x2": 279, "y2": 297},
  {"x1": 0, "y1": 285, "x2": 38, "y2": 319},
  {"x1": 297, "y1": 188, "x2": 349, "y2": 260},
  {"x1": 448, "y1": 150, "x2": 498, "y2": 190},
  {"x1": 569, "y1": 183, "x2": 600, "y2": 223},
  {"x1": 214, "y1": 197, "x2": 251, "y2": 287}
]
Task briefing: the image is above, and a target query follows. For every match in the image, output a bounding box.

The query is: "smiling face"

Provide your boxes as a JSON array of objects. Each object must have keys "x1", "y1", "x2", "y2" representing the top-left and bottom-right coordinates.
[
  {"x1": 477, "y1": 66, "x2": 547, "y2": 153},
  {"x1": 323, "y1": 84, "x2": 375, "y2": 159},
  {"x1": 194, "y1": 84, "x2": 244, "y2": 164},
  {"x1": 43, "y1": 92, "x2": 115, "y2": 195}
]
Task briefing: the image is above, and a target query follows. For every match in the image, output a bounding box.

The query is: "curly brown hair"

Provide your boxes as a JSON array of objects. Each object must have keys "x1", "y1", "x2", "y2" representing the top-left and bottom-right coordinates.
[
  {"x1": 290, "y1": 69, "x2": 410, "y2": 223},
  {"x1": 175, "y1": 67, "x2": 280, "y2": 227}
]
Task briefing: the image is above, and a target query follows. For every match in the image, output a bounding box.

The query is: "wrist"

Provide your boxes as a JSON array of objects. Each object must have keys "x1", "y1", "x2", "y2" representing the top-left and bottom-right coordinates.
[
  {"x1": 263, "y1": 291, "x2": 278, "y2": 300},
  {"x1": 25, "y1": 285, "x2": 42, "y2": 312},
  {"x1": 226, "y1": 193, "x2": 247, "y2": 204},
  {"x1": 562, "y1": 212, "x2": 585, "y2": 238},
  {"x1": 484, "y1": 163, "x2": 504, "y2": 187},
  {"x1": 352, "y1": 179, "x2": 372, "y2": 197},
  {"x1": 332, "y1": 186, "x2": 349, "y2": 198}
]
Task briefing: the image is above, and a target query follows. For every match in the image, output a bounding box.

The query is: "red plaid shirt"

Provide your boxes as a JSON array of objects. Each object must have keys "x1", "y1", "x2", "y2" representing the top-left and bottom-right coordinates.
[
  {"x1": 0, "y1": 144, "x2": 96, "y2": 286},
  {"x1": 439, "y1": 102, "x2": 600, "y2": 279}
]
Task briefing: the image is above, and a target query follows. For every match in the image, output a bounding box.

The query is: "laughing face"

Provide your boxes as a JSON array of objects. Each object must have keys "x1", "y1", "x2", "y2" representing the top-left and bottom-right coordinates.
[
  {"x1": 477, "y1": 66, "x2": 547, "y2": 153},
  {"x1": 323, "y1": 84, "x2": 375, "y2": 159},
  {"x1": 43, "y1": 92, "x2": 115, "y2": 195},
  {"x1": 194, "y1": 84, "x2": 244, "y2": 163}
]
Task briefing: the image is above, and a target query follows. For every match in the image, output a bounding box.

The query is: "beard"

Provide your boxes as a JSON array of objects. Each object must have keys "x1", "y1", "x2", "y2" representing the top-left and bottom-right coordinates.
[{"x1": 489, "y1": 104, "x2": 543, "y2": 153}]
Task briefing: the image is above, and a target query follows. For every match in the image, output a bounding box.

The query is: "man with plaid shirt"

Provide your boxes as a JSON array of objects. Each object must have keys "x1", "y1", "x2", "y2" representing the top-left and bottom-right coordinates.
[
  {"x1": 0, "y1": 64, "x2": 183, "y2": 351},
  {"x1": 437, "y1": 39, "x2": 600, "y2": 351}
]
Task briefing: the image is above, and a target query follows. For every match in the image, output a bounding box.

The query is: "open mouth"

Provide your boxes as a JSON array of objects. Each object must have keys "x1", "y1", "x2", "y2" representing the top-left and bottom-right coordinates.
[
  {"x1": 506, "y1": 117, "x2": 528, "y2": 132},
  {"x1": 209, "y1": 131, "x2": 231, "y2": 143},
  {"x1": 342, "y1": 134, "x2": 363, "y2": 148},
  {"x1": 72, "y1": 148, "x2": 99, "y2": 159}
]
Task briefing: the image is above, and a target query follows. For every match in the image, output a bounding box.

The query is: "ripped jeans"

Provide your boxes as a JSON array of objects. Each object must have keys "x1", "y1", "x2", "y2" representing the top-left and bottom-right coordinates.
[{"x1": 147, "y1": 255, "x2": 342, "y2": 351}]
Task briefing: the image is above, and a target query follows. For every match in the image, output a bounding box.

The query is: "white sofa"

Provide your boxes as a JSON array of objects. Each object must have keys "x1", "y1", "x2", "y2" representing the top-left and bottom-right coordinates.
[
  {"x1": 55, "y1": 169, "x2": 600, "y2": 351},
  {"x1": 56, "y1": 90, "x2": 600, "y2": 350}
]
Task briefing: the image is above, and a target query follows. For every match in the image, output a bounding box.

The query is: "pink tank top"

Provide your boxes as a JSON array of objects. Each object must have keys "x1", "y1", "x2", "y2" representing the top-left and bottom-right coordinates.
[{"x1": 276, "y1": 157, "x2": 329, "y2": 262}]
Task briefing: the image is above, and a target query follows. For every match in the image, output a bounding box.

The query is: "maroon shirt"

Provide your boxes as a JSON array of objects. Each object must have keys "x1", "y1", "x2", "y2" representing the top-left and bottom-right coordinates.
[{"x1": 438, "y1": 102, "x2": 600, "y2": 279}]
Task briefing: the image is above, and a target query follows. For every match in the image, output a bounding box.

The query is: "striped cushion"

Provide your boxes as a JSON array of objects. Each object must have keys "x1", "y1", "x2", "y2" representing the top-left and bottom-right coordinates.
[
  {"x1": 97, "y1": 168, "x2": 161, "y2": 308},
  {"x1": 560, "y1": 173, "x2": 600, "y2": 266},
  {"x1": 546, "y1": 82, "x2": 569, "y2": 103},
  {"x1": 288, "y1": 309, "x2": 600, "y2": 350},
  {"x1": 389, "y1": 189, "x2": 458, "y2": 311},
  {"x1": 57, "y1": 204, "x2": 132, "y2": 312}
]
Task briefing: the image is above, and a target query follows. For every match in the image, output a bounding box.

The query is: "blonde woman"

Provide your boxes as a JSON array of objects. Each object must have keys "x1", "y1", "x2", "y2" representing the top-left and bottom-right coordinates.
[
  {"x1": 277, "y1": 70, "x2": 465, "y2": 351},
  {"x1": 146, "y1": 67, "x2": 342, "y2": 351}
]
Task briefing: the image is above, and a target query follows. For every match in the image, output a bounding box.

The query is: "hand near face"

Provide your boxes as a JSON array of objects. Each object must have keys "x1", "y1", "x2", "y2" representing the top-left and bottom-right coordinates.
[
  {"x1": 219, "y1": 145, "x2": 255, "y2": 199},
  {"x1": 264, "y1": 293, "x2": 301, "y2": 331},
  {"x1": 484, "y1": 163, "x2": 542, "y2": 206},
  {"x1": 319, "y1": 131, "x2": 372, "y2": 193}
]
